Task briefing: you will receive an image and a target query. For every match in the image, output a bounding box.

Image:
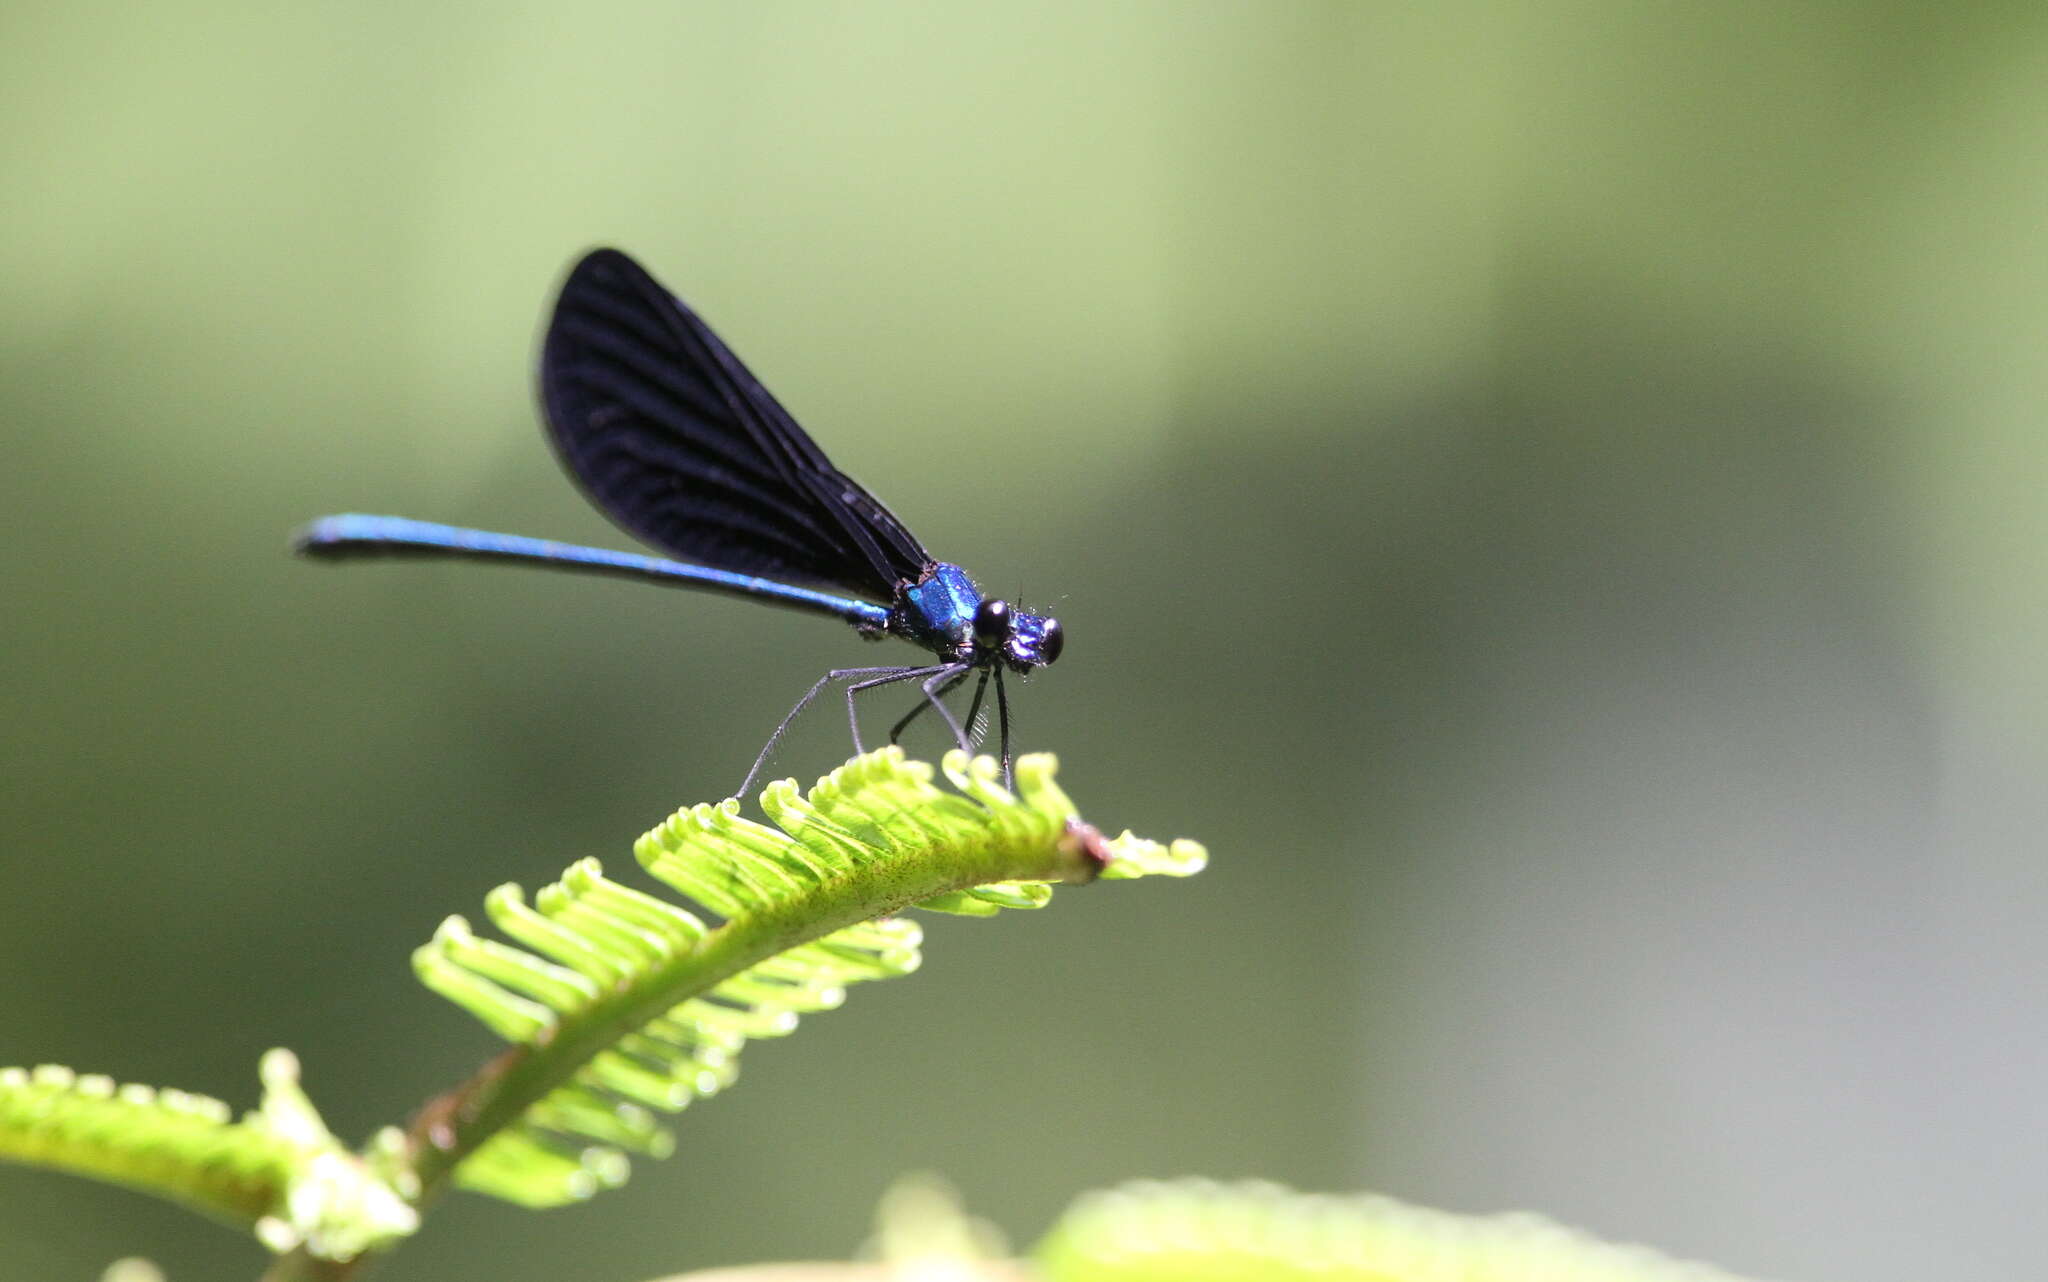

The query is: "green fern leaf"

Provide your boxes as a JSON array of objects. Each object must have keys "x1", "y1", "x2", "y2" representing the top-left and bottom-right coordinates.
[
  {"x1": 0, "y1": 1050, "x2": 416, "y2": 1260},
  {"x1": 409, "y1": 748, "x2": 1204, "y2": 1208}
]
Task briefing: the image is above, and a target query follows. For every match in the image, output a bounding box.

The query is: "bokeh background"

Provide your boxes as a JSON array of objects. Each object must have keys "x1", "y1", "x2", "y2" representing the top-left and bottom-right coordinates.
[{"x1": 5, "y1": 5, "x2": 2046, "y2": 1280}]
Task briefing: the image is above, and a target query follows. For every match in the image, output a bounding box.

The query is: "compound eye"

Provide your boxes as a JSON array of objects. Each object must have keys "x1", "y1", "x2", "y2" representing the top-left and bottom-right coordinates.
[
  {"x1": 972, "y1": 598, "x2": 1011, "y2": 648},
  {"x1": 1036, "y1": 617, "x2": 1064, "y2": 665}
]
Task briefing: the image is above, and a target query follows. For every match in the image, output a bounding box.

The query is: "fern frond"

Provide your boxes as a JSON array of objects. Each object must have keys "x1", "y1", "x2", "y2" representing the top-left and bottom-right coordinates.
[
  {"x1": 1033, "y1": 1179, "x2": 1766, "y2": 1282},
  {"x1": 408, "y1": 748, "x2": 1204, "y2": 1208},
  {"x1": 0, "y1": 1050, "x2": 416, "y2": 1260}
]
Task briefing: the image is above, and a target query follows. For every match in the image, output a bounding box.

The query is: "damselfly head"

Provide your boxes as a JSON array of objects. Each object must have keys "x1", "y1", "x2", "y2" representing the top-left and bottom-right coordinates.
[
  {"x1": 974, "y1": 598, "x2": 1062, "y2": 672},
  {"x1": 1010, "y1": 612, "x2": 1062, "y2": 671}
]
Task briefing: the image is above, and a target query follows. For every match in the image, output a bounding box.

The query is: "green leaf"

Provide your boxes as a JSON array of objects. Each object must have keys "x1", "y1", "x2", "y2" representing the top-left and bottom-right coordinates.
[
  {"x1": 0, "y1": 1050, "x2": 416, "y2": 1261},
  {"x1": 408, "y1": 748, "x2": 1204, "y2": 1207},
  {"x1": 1033, "y1": 1179, "x2": 1766, "y2": 1282}
]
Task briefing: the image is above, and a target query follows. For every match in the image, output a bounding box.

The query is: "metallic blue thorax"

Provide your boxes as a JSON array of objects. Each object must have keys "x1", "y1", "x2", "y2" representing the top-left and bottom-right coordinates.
[{"x1": 895, "y1": 562, "x2": 982, "y2": 656}]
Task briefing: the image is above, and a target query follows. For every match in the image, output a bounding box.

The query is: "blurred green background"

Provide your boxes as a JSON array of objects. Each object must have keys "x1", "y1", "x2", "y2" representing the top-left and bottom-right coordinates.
[{"x1": 5, "y1": 4, "x2": 2046, "y2": 1280}]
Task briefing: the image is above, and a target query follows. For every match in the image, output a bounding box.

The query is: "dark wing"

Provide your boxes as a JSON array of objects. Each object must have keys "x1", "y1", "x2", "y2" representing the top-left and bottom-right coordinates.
[{"x1": 540, "y1": 248, "x2": 931, "y2": 602}]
